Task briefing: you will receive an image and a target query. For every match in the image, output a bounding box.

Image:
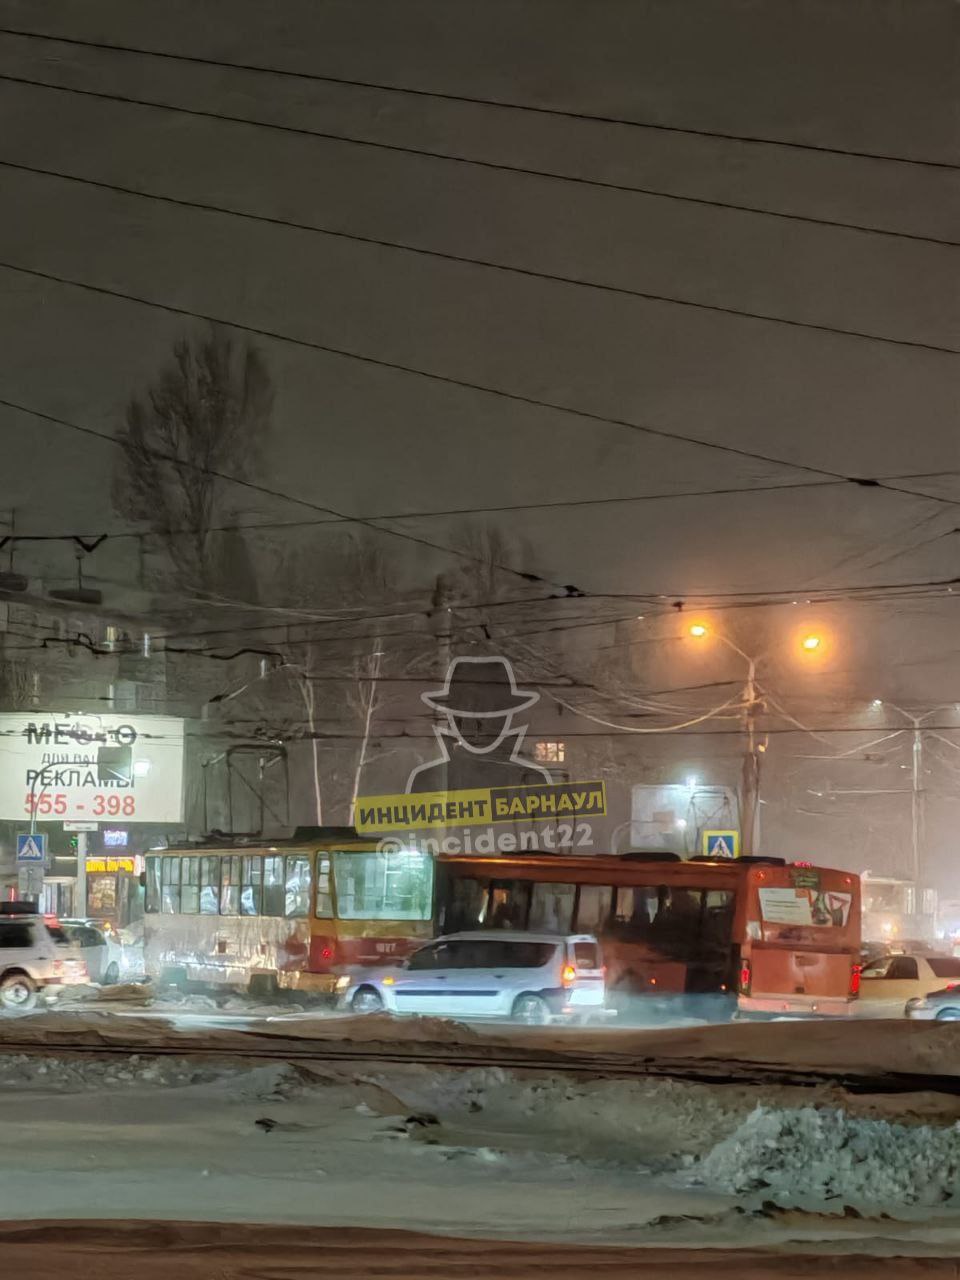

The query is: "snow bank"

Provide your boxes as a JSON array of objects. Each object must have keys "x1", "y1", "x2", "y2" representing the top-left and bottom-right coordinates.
[
  {"x1": 0, "y1": 1051, "x2": 250, "y2": 1092},
  {"x1": 691, "y1": 1105, "x2": 960, "y2": 1209}
]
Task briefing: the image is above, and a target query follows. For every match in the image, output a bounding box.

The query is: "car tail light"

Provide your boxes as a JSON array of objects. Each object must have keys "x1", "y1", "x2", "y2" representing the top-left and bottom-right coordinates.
[
  {"x1": 561, "y1": 964, "x2": 576, "y2": 987},
  {"x1": 739, "y1": 958, "x2": 752, "y2": 995},
  {"x1": 850, "y1": 963, "x2": 862, "y2": 996}
]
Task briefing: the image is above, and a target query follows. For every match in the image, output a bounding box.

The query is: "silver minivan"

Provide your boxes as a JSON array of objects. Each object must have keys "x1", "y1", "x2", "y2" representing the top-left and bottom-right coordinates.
[{"x1": 339, "y1": 930, "x2": 606, "y2": 1024}]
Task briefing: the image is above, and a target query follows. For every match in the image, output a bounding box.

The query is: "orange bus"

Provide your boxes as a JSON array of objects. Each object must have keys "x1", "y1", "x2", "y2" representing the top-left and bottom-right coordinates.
[
  {"x1": 143, "y1": 830, "x2": 433, "y2": 996},
  {"x1": 436, "y1": 852, "x2": 861, "y2": 1017}
]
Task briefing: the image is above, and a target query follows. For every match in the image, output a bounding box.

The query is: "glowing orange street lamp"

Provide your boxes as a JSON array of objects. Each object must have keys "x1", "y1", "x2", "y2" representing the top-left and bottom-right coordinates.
[
  {"x1": 801, "y1": 634, "x2": 822, "y2": 652},
  {"x1": 689, "y1": 623, "x2": 709, "y2": 638}
]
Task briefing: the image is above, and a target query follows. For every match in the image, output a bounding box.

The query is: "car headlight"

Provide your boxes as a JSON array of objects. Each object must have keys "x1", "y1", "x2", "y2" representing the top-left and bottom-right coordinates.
[{"x1": 335, "y1": 975, "x2": 350, "y2": 991}]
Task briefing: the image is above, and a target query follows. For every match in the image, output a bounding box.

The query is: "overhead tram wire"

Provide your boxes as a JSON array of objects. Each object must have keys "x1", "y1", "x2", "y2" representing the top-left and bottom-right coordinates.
[
  {"x1": 2, "y1": 276, "x2": 959, "y2": 520},
  {"x1": 6, "y1": 464, "x2": 960, "y2": 546},
  {"x1": 2, "y1": 157, "x2": 955, "y2": 353},
  {"x1": 0, "y1": 77, "x2": 955, "y2": 250},
  {"x1": 1, "y1": 25, "x2": 955, "y2": 171}
]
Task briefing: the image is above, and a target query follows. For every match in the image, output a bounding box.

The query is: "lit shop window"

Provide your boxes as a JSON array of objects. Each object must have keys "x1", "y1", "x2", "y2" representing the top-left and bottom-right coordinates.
[{"x1": 532, "y1": 740, "x2": 565, "y2": 763}]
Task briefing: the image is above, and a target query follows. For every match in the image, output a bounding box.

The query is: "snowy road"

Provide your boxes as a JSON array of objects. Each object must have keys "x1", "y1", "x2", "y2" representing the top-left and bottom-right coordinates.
[
  {"x1": 0, "y1": 1011, "x2": 959, "y2": 1264},
  {"x1": 3, "y1": 1222, "x2": 957, "y2": 1278}
]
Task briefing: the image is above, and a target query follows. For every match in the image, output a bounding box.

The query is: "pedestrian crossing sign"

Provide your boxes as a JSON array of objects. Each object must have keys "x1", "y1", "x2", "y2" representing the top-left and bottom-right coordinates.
[
  {"x1": 16, "y1": 833, "x2": 47, "y2": 864},
  {"x1": 702, "y1": 830, "x2": 740, "y2": 859}
]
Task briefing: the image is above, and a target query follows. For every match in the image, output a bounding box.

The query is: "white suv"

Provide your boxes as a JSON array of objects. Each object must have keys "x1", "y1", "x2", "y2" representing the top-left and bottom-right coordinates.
[
  {"x1": 340, "y1": 931, "x2": 607, "y2": 1024},
  {"x1": 0, "y1": 914, "x2": 88, "y2": 1010}
]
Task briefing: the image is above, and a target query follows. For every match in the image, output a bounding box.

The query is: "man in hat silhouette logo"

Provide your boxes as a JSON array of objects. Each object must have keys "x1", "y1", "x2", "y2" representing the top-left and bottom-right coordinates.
[{"x1": 406, "y1": 656, "x2": 554, "y2": 793}]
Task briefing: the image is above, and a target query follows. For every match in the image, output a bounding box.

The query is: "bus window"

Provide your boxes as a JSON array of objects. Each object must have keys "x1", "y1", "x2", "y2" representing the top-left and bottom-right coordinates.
[
  {"x1": 575, "y1": 884, "x2": 613, "y2": 933},
  {"x1": 199, "y1": 857, "x2": 219, "y2": 915},
  {"x1": 161, "y1": 858, "x2": 181, "y2": 913},
  {"x1": 444, "y1": 877, "x2": 487, "y2": 931},
  {"x1": 241, "y1": 856, "x2": 262, "y2": 916},
  {"x1": 488, "y1": 881, "x2": 531, "y2": 929},
  {"x1": 284, "y1": 855, "x2": 311, "y2": 918},
  {"x1": 144, "y1": 856, "x2": 161, "y2": 914},
  {"x1": 331, "y1": 850, "x2": 432, "y2": 920},
  {"x1": 316, "y1": 857, "x2": 333, "y2": 918},
  {"x1": 262, "y1": 856, "x2": 284, "y2": 917},
  {"x1": 529, "y1": 882, "x2": 575, "y2": 933},
  {"x1": 702, "y1": 890, "x2": 736, "y2": 952},
  {"x1": 220, "y1": 855, "x2": 242, "y2": 915},
  {"x1": 613, "y1": 885, "x2": 658, "y2": 934},
  {"x1": 180, "y1": 857, "x2": 200, "y2": 914}
]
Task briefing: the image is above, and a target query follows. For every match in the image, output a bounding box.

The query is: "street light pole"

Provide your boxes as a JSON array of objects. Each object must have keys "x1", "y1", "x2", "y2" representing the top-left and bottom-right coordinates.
[
  {"x1": 688, "y1": 624, "x2": 824, "y2": 856},
  {"x1": 689, "y1": 625, "x2": 763, "y2": 854}
]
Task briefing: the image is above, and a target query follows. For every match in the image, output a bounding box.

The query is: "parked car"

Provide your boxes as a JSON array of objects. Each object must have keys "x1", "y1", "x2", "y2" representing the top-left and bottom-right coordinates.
[
  {"x1": 61, "y1": 919, "x2": 143, "y2": 984},
  {"x1": 858, "y1": 951, "x2": 960, "y2": 1015},
  {"x1": 338, "y1": 931, "x2": 607, "y2": 1024},
  {"x1": 0, "y1": 914, "x2": 87, "y2": 1009},
  {"x1": 904, "y1": 986, "x2": 960, "y2": 1020}
]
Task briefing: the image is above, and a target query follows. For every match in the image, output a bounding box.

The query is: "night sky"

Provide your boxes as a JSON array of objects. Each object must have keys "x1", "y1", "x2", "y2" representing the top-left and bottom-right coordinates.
[{"x1": 0, "y1": 0, "x2": 957, "y2": 874}]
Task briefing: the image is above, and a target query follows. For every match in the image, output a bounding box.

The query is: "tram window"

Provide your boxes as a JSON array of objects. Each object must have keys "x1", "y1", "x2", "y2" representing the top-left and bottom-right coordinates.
[
  {"x1": 241, "y1": 856, "x2": 263, "y2": 916},
  {"x1": 160, "y1": 858, "x2": 181, "y2": 914},
  {"x1": 331, "y1": 850, "x2": 432, "y2": 920},
  {"x1": 180, "y1": 857, "x2": 200, "y2": 914},
  {"x1": 316, "y1": 857, "x2": 333, "y2": 918},
  {"x1": 529, "y1": 882, "x2": 575, "y2": 932},
  {"x1": 144, "y1": 857, "x2": 161, "y2": 914},
  {"x1": 443, "y1": 877, "x2": 487, "y2": 931},
  {"x1": 575, "y1": 884, "x2": 613, "y2": 932},
  {"x1": 262, "y1": 856, "x2": 284, "y2": 917},
  {"x1": 220, "y1": 855, "x2": 242, "y2": 915},
  {"x1": 284, "y1": 855, "x2": 311, "y2": 918},
  {"x1": 199, "y1": 857, "x2": 219, "y2": 915}
]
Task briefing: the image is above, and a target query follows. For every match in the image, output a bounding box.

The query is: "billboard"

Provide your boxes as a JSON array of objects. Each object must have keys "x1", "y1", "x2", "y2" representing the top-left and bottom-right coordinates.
[
  {"x1": 356, "y1": 656, "x2": 612, "y2": 855},
  {"x1": 0, "y1": 713, "x2": 185, "y2": 824}
]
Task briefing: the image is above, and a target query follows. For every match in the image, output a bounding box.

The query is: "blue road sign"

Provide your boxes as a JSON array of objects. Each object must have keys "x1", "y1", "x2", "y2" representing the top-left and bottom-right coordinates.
[
  {"x1": 16, "y1": 833, "x2": 47, "y2": 864},
  {"x1": 702, "y1": 830, "x2": 740, "y2": 859}
]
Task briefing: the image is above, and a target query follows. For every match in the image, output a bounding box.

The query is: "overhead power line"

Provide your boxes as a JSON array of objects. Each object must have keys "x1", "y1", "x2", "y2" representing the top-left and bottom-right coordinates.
[
  {"x1": 0, "y1": 25, "x2": 955, "y2": 170},
  {"x1": 0, "y1": 393, "x2": 580, "y2": 597},
  {"x1": 0, "y1": 72, "x2": 955, "y2": 249},
  {"x1": 3, "y1": 265, "x2": 959, "y2": 525},
  {"x1": 3, "y1": 156, "x2": 954, "y2": 353}
]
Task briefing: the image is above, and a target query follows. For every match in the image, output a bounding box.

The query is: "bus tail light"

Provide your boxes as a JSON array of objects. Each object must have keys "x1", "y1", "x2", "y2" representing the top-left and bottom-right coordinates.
[
  {"x1": 850, "y1": 963, "x2": 861, "y2": 996},
  {"x1": 561, "y1": 964, "x2": 577, "y2": 987},
  {"x1": 739, "y1": 958, "x2": 752, "y2": 995}
]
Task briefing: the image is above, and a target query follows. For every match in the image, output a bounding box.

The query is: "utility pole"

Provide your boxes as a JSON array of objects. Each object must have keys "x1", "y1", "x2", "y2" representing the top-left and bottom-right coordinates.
[
  {"x1": 882, "y1": 703, "x2": 946, "y2": 892},
  {"x1": 75, "y1": 830, "x2": 87, "y2": 919},
  {"x1": 911, "y1": 721, "x2": 923, "y2": 889},
  {"x1": 22, "y1": 761, "x2": 56, "y2": 907},
  {"x1": 427, "y1": 573, "x2": 455, "y2": 794},
  {"x1": 739, "y1": 654, "x2": 763, "y2": 855}
]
